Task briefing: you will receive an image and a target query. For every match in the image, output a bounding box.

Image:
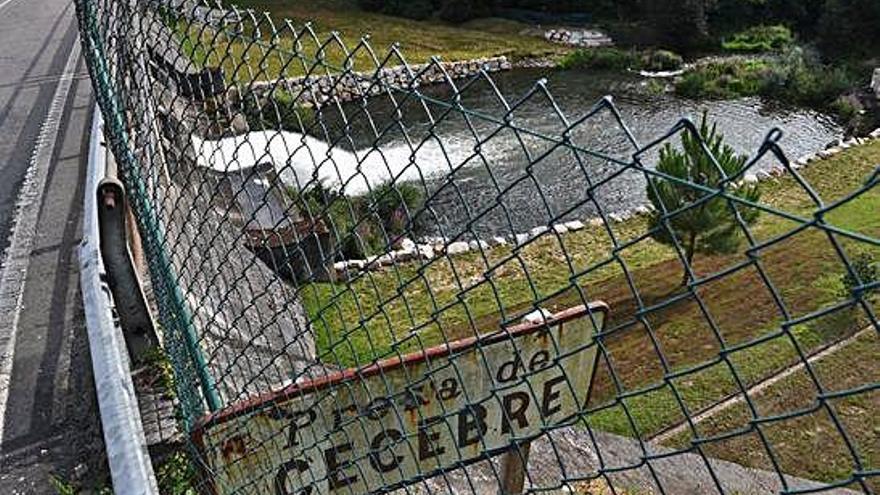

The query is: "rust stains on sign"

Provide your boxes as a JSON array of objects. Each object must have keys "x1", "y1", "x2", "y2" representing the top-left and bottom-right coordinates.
[{"x1": 193, "y1": 302, "x2": 607, "y2": 495}]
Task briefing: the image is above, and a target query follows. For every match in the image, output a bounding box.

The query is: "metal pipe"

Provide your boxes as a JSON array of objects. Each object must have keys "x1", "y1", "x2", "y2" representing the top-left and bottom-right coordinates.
[{"x1": 79, "y1": 106, "x2": 159, "y2": 494}]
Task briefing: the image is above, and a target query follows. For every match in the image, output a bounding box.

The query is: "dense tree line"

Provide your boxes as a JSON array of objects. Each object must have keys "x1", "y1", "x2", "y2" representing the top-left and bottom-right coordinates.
[{"x1": 358, "y1": 0, "x2": 879, "y2": 58}]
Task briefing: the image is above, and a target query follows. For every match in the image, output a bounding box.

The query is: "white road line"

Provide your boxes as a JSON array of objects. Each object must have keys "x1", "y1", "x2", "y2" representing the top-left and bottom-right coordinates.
[{"x1": 0, "y1": 38, "x2": 80, "y2": 445}]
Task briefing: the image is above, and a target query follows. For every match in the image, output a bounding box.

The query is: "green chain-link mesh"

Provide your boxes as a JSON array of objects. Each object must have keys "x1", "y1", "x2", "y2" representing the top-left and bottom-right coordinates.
[{"x1": 75, "y1": 0, "x2": 879, "y2": 493}]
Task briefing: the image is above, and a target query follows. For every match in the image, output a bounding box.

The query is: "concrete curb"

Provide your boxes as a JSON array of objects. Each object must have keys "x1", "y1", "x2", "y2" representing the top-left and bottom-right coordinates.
[{"x1": 79, "y1": 106, "x2": 159, "y2": 494}]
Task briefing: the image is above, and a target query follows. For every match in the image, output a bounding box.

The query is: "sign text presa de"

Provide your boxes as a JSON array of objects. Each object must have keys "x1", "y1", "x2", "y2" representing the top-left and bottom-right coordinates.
[{"x1": 194, "y1": 303, "x2": 607, "y2": 494}]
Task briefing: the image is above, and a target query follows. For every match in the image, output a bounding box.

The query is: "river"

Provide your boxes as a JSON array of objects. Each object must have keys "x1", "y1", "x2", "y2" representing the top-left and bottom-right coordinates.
[{"x1": 316, "y1": 68, "x2": 842, "y2": 237}]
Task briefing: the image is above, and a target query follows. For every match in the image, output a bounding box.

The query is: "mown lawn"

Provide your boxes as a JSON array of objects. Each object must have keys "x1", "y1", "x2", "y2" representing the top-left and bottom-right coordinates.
[
  {"x1": 299, "y1": 139, "x2": 879, "y2": 485},
  {"x1": 663, "y1": 330, "x2": 879, "y2": 492},
  {"x1": 176, "y1": 0, "x2": 567, "y2": 80}
]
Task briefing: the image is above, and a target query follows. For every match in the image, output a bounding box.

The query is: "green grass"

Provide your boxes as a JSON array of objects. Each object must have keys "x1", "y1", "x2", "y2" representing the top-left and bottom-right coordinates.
[
  {"x1": 559, "y1": 48, "x2": 683, "y2": 72},
  {"x1": 179, "y1": 0, "x2": 568, "y2": 81},
  {"x1": 663, "y1": 330, "x2": 880, "y2": 490},
  {"x1": 156, "y1": 451, "x2": 200, "y2": 495},
  {"x1": 721, "y1": 25, "x2": 794, "y2": 53},
  {"x1": 305, "y1": 140, "x2": 880, "y2": 362},
  {"x1": 300, "y1": 140, "x2": 880, "y2": 468},
  {"x1": 674, "y1": 51, "x2": 861, "y2": 112},
  {"x1": 675, "y1": 59, "x2": 772, "y2": 99},
  {"x1": 48, "y1": 475, "x2": 112, "y2": 495}
]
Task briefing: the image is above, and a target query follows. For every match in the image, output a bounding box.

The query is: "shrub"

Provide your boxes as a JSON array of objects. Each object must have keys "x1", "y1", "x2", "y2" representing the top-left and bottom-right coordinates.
[
  {"x1": 642, "y1": 50, "x2": 684, "y2": 72},
  {"x1": 290, "y1": 181, "x2": 426, "y2": 260},
  {"x1": 675, "y1": 60, "x2": 770, "y2": 99},
  {"x1": 365, "y1": 182, "x2": 427, "y2": 240},
  {"x1": 840, "y1": 253, "x2": 879, "y2": 298},
  {"x1": 675, "y1": 48, "x2": 859, "y2": 110},
  {"x1": 243, "y1": 89, "x2": 315, "y2": 133},
  {"x1": 829, "y1": 94, "x2": 865, "y2": 128},
  {"x1": 722, "y1": 24, "x2": 794, "y2": 53},
  {"x1": 761, "y1": 47, "x2": 859, "y2": 108},
  {"x1": 559, "y1": 48, "x2": 643, "y2": 71}
]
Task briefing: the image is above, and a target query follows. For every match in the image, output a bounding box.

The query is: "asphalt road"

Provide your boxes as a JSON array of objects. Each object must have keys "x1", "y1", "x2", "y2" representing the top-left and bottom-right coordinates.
[{"x1": 0, "y1": 0, "x2": 106, "y2": 491}]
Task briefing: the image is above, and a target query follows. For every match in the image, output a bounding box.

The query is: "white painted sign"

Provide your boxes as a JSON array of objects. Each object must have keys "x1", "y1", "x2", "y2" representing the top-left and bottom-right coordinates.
[{"x1": 194, "y1": 303, "x2": 607, "y2": 495}]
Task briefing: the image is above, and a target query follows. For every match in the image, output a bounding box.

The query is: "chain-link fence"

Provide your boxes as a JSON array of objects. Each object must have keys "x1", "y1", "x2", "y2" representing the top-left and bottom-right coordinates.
[{"x1": 74, "y1": 0, "x2": 879, "y2": 493}]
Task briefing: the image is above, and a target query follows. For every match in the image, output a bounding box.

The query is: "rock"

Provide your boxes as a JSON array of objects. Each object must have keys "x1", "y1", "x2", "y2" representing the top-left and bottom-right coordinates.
[
  {"x1": 870, "y1": 128, "x2": 880, "y2": 139},
  {"x1": 515, "y1": 233, "x2": 530, "y2": 246},
  {"x1": 377, "y1": 252, "x2": 396, "y2": 266},
  {"x1": 587, "y1": 217, "x2": 604, "y2": 228},
  {"x1": 609, "y1": 213, "x2": 624, "y2": 223},
  {"x1": 818, "y1": 149, "x2": 834, "y2": 159},
  {"x1": 552, "y1": 224, "x2": 569, "y2": 235},
  {"x1": 521, "y1": 308, "x2": 553, "y2": 325},
  {"x1": 743, "y1": 173, "x2": 759, "y2": 184},
  {"x1": 469, "y1": 240, "x2": 490, "y2": 251},
  {"x1": 417, "y1": 244, "x2": 435, "y2": 260},
  {"x1": 756, "y1": 170, "x2": 771, "y2": 181},
  {"x1": 564, "y1": 220, "x2": 585, "y2": 231},
  {"x1": 529, "y1": 226, "x2": 549, "y2": 239},
  {"x1": 446, "y1": 241, "x2": 470, "y2": 255},
  {"x1": 334, "y1": 260, "x2": 366, "y2": 273},
  {"x1": 489, "y1": 236, "x2": 509, "y2": 247},
  {"x1": 396, "y1": 237, "x2": 416, "y2": 252},
  {"x1": 825, "y1": 138, "x2": 843, "y2": 149},
  {"x1": 634, "y1": 205, "x2": 651, "y2": 216},
  {"x1": 394, "y1": 249, "x2": 416, "y2": 263}
]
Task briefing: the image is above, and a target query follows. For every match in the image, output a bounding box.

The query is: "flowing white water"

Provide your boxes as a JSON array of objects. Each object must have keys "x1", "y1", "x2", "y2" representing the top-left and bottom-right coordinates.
[
  {"x1": 194, "y1": 68, "x2": 843, "y2": 236},
  {"x1": 192, "y1": 130, "x2": 484, "y2": 196}
]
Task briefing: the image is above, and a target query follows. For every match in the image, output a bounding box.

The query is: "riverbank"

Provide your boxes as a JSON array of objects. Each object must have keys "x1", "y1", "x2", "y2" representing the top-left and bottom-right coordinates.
[
  {"x1": 303, "y1": 134, "x2": 880, "y2": 487},
  {"x1": 557, "y1": 46, "x2": 879, "y2": 137},
  {"x1": 226, "y1": 0, "x2": 569, "y2": 69}
]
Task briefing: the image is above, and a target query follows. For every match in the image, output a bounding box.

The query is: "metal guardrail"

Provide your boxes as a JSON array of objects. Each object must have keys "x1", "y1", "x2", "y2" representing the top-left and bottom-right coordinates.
[
  {"x1": 79, "y1": 107, "x2": 159, "y2": 494},
  {"x1": 74, "y1": 0, "x2": 880, "y2": 493}
]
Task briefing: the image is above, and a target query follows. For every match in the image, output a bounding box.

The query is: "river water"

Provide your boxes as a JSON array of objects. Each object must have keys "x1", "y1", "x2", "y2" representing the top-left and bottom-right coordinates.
[{"x1": 317, "y1": 68, "x2": 842, "y2": 237}]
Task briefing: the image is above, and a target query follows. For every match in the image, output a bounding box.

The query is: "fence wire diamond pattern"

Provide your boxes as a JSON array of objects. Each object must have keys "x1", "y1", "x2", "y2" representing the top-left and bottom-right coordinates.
[{"x1": 74, "y1": 0, "x2": 879, "y2": 493}]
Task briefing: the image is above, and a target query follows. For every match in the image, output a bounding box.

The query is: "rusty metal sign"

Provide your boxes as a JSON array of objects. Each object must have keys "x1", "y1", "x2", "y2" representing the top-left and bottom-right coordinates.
[{"x1": 193, "y1": 303, "x2": 607, "y2": 495}]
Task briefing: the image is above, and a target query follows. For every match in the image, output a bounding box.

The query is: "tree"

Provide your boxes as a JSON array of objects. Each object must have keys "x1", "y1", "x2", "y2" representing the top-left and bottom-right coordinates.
[
  {"x1": 639, "y1": 0, "x2": 718, "y2": 50},
  {"x1": 818, "y1": 0, "x2": 880, "y2": 59},
  {"x1": 646, "y1": 113, "x2": 760, "y2": 286},
  {"x1": 437, "y1": 0, "x2": 493, "y2": 23}
]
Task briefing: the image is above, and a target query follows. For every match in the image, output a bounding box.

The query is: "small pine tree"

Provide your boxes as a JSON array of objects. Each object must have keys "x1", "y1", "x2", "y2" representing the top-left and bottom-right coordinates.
[{"x1": 647, "y1": 112, "x2": 760, "y2": 286}]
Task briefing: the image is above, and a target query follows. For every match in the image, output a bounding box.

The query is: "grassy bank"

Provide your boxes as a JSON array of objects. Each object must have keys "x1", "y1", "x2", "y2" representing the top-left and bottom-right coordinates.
[
  {"x1": 200, "y1": 0, "x2": 566, "y2": 77},
  {"x1": 301, "y1": 139, "x2": 879, "y2": 484},
  {"x1": 675, "y1": 54, "x2": 861, "y2": 109},
  {"x1": 664, "y1": 330, "x2": 879, "y2": 491}
]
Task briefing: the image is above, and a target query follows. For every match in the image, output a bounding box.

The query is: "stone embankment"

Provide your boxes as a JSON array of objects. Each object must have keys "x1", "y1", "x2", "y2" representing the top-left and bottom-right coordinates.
[
  {"x1": 330, "y1": 128, "x2": 880, "y2": 282},
  {"x1": 250, "y1": 56, "x2": 513, "y2": 106},
  {"x1": 544, "y1": 28, "x2": 613, "y2": 48}
]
